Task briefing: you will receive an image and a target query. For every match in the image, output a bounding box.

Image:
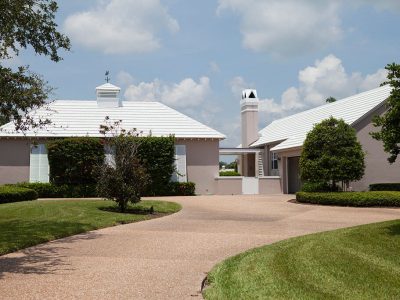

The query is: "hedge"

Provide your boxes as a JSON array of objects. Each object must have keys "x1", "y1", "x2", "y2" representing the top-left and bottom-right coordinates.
[
  {"x1": 296, "y1": 191, "x2": 400, "y2": 207},
  {"x1": 370, "y1": 183, "x2": 400, "y2": 191},
  {"x1": 47, "y1": 138, "x2": 105, "y2": 185},
  {"x1": 0, "y1": 186, "x2": 38, "y2": 204},
  {"x1": 9, "y1": 183, "x2": 97, "y2": 198},
  {"x1": 136, "y1": 136, "x2": 176, "y2": 196},
  {"x1": 219, "y1": 171, "x2": 241, "y2": 176}
]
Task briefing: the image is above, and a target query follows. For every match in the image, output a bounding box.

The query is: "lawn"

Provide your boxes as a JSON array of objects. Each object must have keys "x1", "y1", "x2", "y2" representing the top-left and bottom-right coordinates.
[
  {"x1": 204, "y1": 219, "x2": 400, "y2": 300},
  {"x1": 0, "y1": 200, "x2": 181, "y2": 256}
]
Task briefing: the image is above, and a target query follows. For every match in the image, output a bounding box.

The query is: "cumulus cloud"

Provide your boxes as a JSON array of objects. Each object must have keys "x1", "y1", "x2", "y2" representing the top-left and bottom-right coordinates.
[
  {"x1": 124, "y1": 76, "x2": 211, "y2": 108},
  {"x1": 258, "y1": 54, "x2": 388, "y2": 120},
  {"x1": 64, "y1": 0, "x2": 179, "y2": 54},
  {"x1": 217, "y1": 0, "x2": 342, "y2": 56},
  {"x1": 229, "y1": 76, "x2": 254, "y2": 98}
]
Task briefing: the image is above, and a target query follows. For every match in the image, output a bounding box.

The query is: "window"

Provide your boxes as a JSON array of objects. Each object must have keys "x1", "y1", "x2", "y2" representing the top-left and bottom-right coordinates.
[
  {"x1": 271, "y1": 152, "x2": 278, "y2": 170},
  {"x1": 29, "y1": 144, "x2": 49, "y2": 183},
  {"x1": 171, "y1": 145, "x2": 187, "y2": 182}
]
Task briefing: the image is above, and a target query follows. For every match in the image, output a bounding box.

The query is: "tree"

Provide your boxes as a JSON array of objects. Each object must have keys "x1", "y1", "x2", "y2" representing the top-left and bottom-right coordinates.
[
  {"x1": 96, "y1": 118, "x2": 150, "y2": 212},
  {"x1": 0, "y1": 0, "x2": 70, "y2": 130},
  {"x1": 300, "y1": 117, "x2": 365, "y2": 191},
  {"x1": 325, "y1": 96, "x2": 337, "y2": 103},
  {"x1": 371, "y1": 63, "x2": 400, "y2": 163}
]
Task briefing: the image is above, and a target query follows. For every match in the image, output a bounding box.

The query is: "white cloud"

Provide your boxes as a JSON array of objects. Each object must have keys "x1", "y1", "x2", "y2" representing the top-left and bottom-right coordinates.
[
  {"x1": 116, "y1": 71, "x2": 135, "y2": 87},
  {"x1": 217, "y1": 0, "x2": 342, "y2": 56},
  {"x1": 124, "y1": 76, "x2": 211, "y2": 108},
  {"x1": 229, "y1": 76, "x2": 254, "y2": 98},
  {"x1": 64, "y1": 0, "x2": 179, "y2": 54},
  {"x1": 257, "y1": 54, "x2": 388, "y2": 120}
]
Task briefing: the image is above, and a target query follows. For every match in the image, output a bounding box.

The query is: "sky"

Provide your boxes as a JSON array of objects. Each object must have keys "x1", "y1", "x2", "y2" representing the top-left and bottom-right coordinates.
[{"x1": 6, "y1": 0, "x2": 400, "y2": 147}]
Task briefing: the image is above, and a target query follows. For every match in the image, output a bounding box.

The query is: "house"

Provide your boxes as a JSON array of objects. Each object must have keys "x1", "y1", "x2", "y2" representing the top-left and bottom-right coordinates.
[
  {"x1": 216, "y1": 84, "x2": 400, "y2": 194},
  {"x1": 0, "y1": 82, "x2": 225, "y2": 195}
]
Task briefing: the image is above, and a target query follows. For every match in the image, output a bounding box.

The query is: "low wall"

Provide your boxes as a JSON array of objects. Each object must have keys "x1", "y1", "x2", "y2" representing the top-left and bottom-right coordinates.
[
  {"x1": 215, "y1": 176, "x2": 283, "y2": 195},
  {"x1": 259, "y1": 176, "x2": 282, "y2": 194},
  {"x1": 215, "y1": 177, "x2": 242, "y2": 195}
]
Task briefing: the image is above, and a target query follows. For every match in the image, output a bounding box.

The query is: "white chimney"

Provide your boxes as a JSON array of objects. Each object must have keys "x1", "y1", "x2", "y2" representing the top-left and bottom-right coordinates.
[
  {"x1": 95, "y1": 83, "x2": 121, "y2": 108},
  {"x1": 241, "y1": 89, "x2": 259, "y2": 147}
]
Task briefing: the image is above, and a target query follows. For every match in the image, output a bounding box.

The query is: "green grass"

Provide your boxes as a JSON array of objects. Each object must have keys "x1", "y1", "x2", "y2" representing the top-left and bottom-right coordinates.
[
  {"x1": 204, "y1": 219, "x2": 400, "y2": 300},
  {"x1": 0, "y1": 200, "x2": 181, "y2": 256}
]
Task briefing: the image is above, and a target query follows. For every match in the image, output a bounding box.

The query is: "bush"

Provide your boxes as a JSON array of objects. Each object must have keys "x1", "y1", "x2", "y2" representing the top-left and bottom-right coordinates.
[
  {"x1": 47, "y1": 138, "x2": 105, "y2": 185},
  {"x1": 301, "y1": 182, "x2": 333, "y2": 192},
  {"x1": 9, "y1": 182, "x2": 97, "y2": 198},
  {"x1": 370, "y1": 183, "x2": 400, "y2": 191},
  {"x1": 219, "y1": 171, "x2": 241, "y2": 176},
  {"x1": 0, "y1": 186, "x2": 38, "y2": 203},
  {"x1": 168, "y1": 182, "x2": 196, "y2": 196},
  {"x1": 136, "y1": 136, "x2": 176, "y2": 196},
  {"x1": 296, "y1": 191, "x2": 400, "y2": 207}
]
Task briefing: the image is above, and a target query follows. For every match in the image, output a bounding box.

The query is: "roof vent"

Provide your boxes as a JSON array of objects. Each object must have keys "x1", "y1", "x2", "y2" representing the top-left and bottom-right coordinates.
[{"x1": 95, "y1": 83, "x2": 121, "y2": 108}]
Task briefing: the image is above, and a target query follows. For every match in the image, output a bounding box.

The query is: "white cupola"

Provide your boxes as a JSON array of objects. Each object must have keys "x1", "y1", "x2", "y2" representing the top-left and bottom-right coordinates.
[{"x1": 95, "y1": 83, "x2": 121, "y2": 108}]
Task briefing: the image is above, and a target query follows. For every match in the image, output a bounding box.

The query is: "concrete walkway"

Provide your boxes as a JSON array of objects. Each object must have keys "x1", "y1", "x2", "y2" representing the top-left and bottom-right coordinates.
[{"x1": 0, "y1": 195, "x2": 399, "y2": 299}]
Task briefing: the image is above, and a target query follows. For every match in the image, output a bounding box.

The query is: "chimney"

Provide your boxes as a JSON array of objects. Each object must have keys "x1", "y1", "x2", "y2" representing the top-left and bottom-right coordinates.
[
  {"x1": 241, "y1": 89, "x2": 259, "y2": 147},
  {"x1": 95, "y1": 83, "x2": 121, "y2": 108}
]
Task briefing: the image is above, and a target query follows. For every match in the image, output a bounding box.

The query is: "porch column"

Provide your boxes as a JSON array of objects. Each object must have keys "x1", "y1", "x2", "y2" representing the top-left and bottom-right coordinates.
[{"x1": 255, "y1": 151, "x2": 259, "y2": 178}]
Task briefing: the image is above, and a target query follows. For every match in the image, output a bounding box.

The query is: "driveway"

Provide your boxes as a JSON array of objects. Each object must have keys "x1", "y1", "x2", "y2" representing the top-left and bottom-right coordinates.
[{"x1": 0, "y1": 195, "x2": 399, "y2": 299}]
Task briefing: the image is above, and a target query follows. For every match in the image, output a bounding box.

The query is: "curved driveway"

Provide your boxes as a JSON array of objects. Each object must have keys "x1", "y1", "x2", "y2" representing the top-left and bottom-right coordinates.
[{"x1": 0, "y1": 195, "x2": 399, "y2": 299}]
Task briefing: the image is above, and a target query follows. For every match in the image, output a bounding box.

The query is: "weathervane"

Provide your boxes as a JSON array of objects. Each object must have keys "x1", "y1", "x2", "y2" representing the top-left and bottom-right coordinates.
[{"x1": 105, "y1": 71, "x2": 110, "y2": 83}]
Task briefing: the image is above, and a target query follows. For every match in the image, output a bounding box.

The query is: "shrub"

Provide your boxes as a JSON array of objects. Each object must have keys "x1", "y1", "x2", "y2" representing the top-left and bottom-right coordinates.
[
  {"x1": 47, "y1": 138, "x2": 104, "y2": 185},
  {"x1": 296, "y1": 191, "x2": 400, "y2": 207},
  {"x1": 8, "y1": 182, "x2": 97, "y2": 198},
  {"x1": 219, "y1": 171, "x2": 241, "y2": 176},
  {"x1": 300, "y1": 117, "x2": 365, "y2": 190},
  {"x1": 370, "y1": 183, "x2": 400, "y2": 191},
  {"x1": 301, "y1": 182, "x2": 333, "y2": 192},
  {"x1": 136, "y1": 136, "x2": 176, "y2": 196},
  {"x1": 168, "y1": 182, "x2": 196, "y2": 196},
  {"x1": 0, "y1": 186, "x2": 38, "y2": 203}
]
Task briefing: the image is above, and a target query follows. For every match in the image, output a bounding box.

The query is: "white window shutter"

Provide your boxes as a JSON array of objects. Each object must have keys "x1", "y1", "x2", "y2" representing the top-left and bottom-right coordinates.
[
  {"x1": 29, "y1": 144, "x2": 49, "y2": 183},
  {"x1": 172, "y1": 145, "x2": 187, "y2": 182}
]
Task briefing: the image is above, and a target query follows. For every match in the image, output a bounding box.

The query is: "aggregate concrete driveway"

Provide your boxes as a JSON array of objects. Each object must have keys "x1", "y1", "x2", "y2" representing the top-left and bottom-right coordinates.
[{"x1": 0, "y1": 195, "x2": 399, "y2": 299}]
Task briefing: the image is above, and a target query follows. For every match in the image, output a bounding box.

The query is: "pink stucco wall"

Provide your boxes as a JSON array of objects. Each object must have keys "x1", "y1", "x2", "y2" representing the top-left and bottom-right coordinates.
[
  {"x1": 352, "y1": 107, "x2": 400, "y2": 191},
  {"x1": 175, "y1": 139, "x2": 220, "y2": 195},
  {"x1": 0, "y1": 139, "x2": 30, "y2": 184}
]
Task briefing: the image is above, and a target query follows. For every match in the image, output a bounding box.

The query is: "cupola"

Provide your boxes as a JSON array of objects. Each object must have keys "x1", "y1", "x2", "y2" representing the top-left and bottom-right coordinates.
[{"x1": 95, "y1": 83, "x2": 121, "y2": 108}]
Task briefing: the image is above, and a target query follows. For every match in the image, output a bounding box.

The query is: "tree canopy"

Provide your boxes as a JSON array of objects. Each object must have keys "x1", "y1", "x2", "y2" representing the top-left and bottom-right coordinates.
[
  {"x1": 0, "y1": 0, "x2": 70, "y2": 130},
  {"x1": 371, "y1": 63, "x2": 400, "y2": 163},
  {"x1": 325, "y1": 96, "x2": 337, "y2": 103},
  {"x1": 300, "y1": 117, "x2": 365, "y2": 190}
]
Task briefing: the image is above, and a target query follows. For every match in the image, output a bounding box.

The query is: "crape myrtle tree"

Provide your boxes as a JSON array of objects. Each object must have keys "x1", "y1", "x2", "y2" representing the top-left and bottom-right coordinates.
[
  {"x1": 300, "y1": 117, "x2": 365, "y2": 191},
  {"x1": 371, "y1": 63, "x2": 400, "y2": 163},
  {"x1": 96, "y1": 118, "x2": 150, "y2": 213},
  {"x1": 0, "y1": 0, "x2": 70, "y2": 131}
]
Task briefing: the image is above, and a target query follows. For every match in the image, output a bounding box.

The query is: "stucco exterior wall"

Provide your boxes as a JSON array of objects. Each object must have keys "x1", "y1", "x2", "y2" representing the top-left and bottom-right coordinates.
[
  {"x1": 215, "y1": 177, "x2": 242, "y2": 195},
  {"x1": 352, "y1": 106, "x2": 400, "y2": 191},
  {"x1": 176, "y1": 139, "x2": 219, "y2": 195},
  {"x1": 259, "y1": 177, "x2": 282, "y2": 194},
  {"x1": 0, "y1": 139, "x2": 31, "y2": 184}
]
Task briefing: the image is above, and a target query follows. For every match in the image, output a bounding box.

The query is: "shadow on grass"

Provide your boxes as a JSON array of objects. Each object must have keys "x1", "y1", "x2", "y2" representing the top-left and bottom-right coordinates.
[
  {"x1": 385, "y1": 222, "x2": 400, "y2": 236},
  {"x1": 98, "y1": 205, "x2": 154, "y2": 215},
  {"x1": 0, "y1": 220, "x2": 101, "y2": 279}
]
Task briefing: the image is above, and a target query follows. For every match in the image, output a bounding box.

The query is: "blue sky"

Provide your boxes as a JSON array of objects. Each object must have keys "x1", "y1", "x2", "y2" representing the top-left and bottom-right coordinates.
[{"x1": 8, "y1": 0, "x2": 400, "y2": 146}]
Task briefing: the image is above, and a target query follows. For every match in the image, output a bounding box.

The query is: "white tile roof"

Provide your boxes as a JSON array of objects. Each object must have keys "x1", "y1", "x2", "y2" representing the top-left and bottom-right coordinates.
[
  {"x1": 252, "y1": 85, "x2": 391, "y2": 151},
  {"x1": 0, "y1": 100, "x2": 225, "y2": 139}
]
